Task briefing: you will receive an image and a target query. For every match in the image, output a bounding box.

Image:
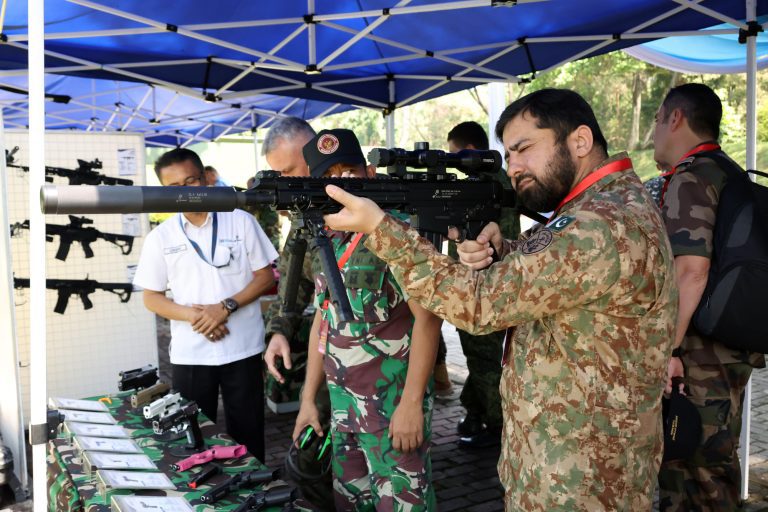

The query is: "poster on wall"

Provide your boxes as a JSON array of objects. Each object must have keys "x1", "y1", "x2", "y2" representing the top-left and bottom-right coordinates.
[{"x1": 117, "y1": 148, "x2": 137, "y2": 176}]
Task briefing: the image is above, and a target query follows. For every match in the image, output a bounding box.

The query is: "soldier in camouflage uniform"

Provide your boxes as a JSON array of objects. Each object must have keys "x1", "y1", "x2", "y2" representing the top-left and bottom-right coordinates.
[
  {"x1": 293, "y1": 129, "x2": 442, "y2": 511},
  {"x1": 321, "y1": 89, "x2": 678, "y2": 510},
  {"x1": 653, "y1": 83, "x2": 765, "y2": 511},
  {"x1": 263, "y1": 117, "x2": 318, "y2": 357},
  {"x1": 259, "y1": 118, "x2": 336, "y2": 509},
  {"x1": 447, "y1": 121, "x2": 520, "y2": 447}
]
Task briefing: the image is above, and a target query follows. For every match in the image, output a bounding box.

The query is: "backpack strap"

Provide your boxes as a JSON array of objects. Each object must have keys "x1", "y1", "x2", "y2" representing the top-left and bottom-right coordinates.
[{"x1": 692, "y1": 150, "x2": 744, "y2": 178}]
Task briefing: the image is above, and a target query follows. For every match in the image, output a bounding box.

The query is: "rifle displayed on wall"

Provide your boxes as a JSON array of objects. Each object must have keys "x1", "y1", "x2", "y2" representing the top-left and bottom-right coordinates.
[
  {"x1": 40, "y1": 145, "x2": 546, "y2": 321},
  {"x1": 13, "y1": 276, "x2": 133, "y2": 314},
  {"x1": 9, "y1": 220, "x2": 30, "y2": 237},
  {"x1": 5, "y1": 145, "x2": 133, "y2": 186},
  {"x1": 10, "y1": 216, "x2": 134, "y2": 261}
]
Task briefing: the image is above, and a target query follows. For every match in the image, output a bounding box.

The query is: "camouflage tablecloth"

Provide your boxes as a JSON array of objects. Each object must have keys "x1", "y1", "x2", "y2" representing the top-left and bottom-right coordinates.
[{"x1": 46, "y1": 392, "x2": 288, "y2": 511}]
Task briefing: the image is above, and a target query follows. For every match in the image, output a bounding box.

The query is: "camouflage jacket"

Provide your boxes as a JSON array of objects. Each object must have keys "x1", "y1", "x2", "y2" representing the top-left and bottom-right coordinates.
[
  {"x1": 265, "y1": 217, "x2": 318, "y2": 342},
  {"x1": 661, "y1": 152, "x2": 765, "y2": 368},
  {"x1": 314, "y1": 213, "x2": 426, "y2": 434},
  {"x1": 365, "y1": 154, "x2": 678, "y2": 510}
]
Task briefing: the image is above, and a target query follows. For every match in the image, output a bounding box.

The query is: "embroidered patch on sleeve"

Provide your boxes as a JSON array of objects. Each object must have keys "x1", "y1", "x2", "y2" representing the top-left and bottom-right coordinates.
[
  {"x1": 549, "y1": 215, "x2": 576, "y2": 232},
  {"x1": 522, "y1": 229, "x2": 553, "y2": 254}
]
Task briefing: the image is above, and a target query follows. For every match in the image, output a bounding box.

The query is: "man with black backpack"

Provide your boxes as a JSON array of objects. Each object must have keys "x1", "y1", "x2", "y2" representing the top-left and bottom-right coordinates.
[{"x1": 654, "y1": 83, "x2": 765, "y2": 511}]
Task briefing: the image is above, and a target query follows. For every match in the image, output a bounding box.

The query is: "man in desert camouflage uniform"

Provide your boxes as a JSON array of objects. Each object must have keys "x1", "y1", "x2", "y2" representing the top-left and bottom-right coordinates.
[
  {"x1": 293, "y1": 129, "x2": 442, "y2": 511},
  {"x1": 447, "y1": 121, "x2": 520, "y2": 447},
  {"x1": 654, "y1": 83, "x2": 765, "y2": 511},
  {"x1": 321, "y1": 89, "x2": 678, "y2": 510}
]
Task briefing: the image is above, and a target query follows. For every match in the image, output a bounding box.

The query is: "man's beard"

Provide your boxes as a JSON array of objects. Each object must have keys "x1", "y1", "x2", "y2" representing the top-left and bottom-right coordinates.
[{"x1": 515, "y1": 143, "x2": 576, "y2": 213}]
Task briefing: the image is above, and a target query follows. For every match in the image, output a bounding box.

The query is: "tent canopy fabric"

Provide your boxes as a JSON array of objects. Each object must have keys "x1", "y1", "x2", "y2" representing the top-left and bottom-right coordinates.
[
  {"x1": 626, "y1": 16, "x2": 768, "y2": 73},
  {"x1": 0, "y1": 75, "x2": 353, "y2": 147},
  {"x1": 2, "y1": 0, "x2": 766, "y2": 114}
]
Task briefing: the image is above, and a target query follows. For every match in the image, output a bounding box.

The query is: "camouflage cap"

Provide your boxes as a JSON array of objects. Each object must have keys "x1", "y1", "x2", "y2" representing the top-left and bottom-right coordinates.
[{"x1": 303, "y1": 128, "x2": 366, "y2": 178}]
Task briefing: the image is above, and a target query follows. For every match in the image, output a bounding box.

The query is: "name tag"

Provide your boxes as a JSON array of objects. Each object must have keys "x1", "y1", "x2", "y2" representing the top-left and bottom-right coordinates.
[
  {"x1": 218, "y1": 237, "x2": 240, "y2": 249},
  {"x1": 163, "y1": 244, "x2": 187, "y2": 255}
]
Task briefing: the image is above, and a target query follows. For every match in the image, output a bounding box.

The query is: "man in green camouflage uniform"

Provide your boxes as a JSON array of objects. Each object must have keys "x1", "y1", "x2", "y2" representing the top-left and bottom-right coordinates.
[
  {"x1": 260, "y1": 118, "x2": 335, "y2": 510},
  {"x1": 653, "y1": 83, "x2": 765, "y2": 511},
  {"x1": 321, "y1": 89, "x2": 678, "y2": 510},
  {"x1": 293, "y1": 129, "x2": 442, "y2": 511},
  {"x1": 262, "y1": 116, "x2": 318, "y2": 357},
  {"x1": 447, "y1": 121, "x2": 520, "y2": 447}
]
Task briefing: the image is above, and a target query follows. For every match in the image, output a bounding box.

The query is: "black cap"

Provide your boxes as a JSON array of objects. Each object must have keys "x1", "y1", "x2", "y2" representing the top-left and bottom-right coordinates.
[
  {"x1": 662, "y1": 385, "x2": 702, "y2": 462},
  {"x1": 303, "y1": 129, "x2": 366, "y2": 178}
]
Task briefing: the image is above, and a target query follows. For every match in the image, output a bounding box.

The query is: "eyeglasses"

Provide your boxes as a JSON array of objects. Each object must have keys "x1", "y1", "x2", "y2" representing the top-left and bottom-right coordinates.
[{"x1": 168, "y1": 175, "x2": 203, "y2": 186}]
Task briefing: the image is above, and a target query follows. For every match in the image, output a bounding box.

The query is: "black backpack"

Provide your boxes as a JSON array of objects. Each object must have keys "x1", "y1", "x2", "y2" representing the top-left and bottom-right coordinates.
[{"x1": 691, "y1": 151, "x2": 768, "y2": 352}]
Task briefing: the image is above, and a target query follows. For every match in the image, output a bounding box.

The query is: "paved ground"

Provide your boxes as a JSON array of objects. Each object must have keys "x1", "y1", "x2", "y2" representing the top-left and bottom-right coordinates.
[{"x1": 154, "y1": 317, "x2": 768, "y2": 511}]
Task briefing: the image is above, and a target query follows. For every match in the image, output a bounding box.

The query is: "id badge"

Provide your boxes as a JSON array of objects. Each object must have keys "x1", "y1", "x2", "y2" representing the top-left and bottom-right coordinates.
[{"x1": 318, "y1": 318, "x2": 329, "y2": 355}]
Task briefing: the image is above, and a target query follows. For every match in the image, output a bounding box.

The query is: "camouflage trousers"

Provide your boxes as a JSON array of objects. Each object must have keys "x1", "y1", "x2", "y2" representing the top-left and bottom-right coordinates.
[
  {"x1": 294, "y1": 380, "x2": 335, "y2": 511},
  {"x1": 458, "y1": 329, "x2": 504, "y2": 429},
  {"x1": 331, "y1": 427, "x2": 434, "y2": 511},
  {"x1": 658, "y1": 361, "x2": 754, "y2": 511}
]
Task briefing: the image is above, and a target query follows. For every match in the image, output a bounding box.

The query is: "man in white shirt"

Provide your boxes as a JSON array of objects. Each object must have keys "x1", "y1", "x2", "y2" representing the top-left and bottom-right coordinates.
[{"x1": 134, "y1": 148, "x2": 278, "y2": 461}]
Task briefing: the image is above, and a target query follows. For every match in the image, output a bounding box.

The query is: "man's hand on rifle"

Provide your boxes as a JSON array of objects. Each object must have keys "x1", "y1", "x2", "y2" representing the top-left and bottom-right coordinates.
[
  {"x1": 449, "y1": 222, "x2": 502, "y2": 271},
  {"x1": 265, "y1": 334, "x2": 292, "y2": 384},
  {"x1": 189, "y1": 304, "x2": 229, "y2": 341},
  {"x1": 323, "y1": 185, "x2": 386, "y2": 234}
]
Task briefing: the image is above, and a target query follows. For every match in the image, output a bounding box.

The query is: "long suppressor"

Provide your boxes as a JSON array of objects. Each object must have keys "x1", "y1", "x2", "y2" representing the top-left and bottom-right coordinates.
[{"x1": 41, "y1": 184, "x2": 249, "y2": 214}]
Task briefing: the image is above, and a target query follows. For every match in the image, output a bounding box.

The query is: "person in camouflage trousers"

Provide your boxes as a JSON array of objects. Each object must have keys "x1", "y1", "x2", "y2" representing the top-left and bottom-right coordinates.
[
  {"x1": 293, "y1": 128, "x2": 442, "y2": 511},
  {"x1": 321, "y1": 89, "x2": 678, "y2": 510},
  {"x1": 653, "y1": 83, "x2": 765, "y2": 511},
  {"x1": 259, "y1": 118, "x2": 336, "y2": 510},
  {"x1": 447, "y1": 121, "x2": 520, "y2": 447}
]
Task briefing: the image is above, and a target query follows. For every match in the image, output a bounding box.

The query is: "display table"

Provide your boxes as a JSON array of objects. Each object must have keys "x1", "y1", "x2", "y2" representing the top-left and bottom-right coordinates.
[{"x1": 46, "y1": 392, "x2": 286, "y2": 511}]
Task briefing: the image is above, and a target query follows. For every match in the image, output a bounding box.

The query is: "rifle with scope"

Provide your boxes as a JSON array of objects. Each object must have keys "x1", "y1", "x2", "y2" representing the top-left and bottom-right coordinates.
[
  {"x1": 40, "y1": 144, "x2": 545, "y2": 321},
  {"x1": 6, "y1": 146, "x2": 133, "y2": 186}
]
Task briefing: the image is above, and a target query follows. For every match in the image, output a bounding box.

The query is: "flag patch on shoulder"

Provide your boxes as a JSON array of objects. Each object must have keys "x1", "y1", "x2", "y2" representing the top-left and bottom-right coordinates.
[{"x1": 549, "y1": 215, "x2": 575, "y2": 232}]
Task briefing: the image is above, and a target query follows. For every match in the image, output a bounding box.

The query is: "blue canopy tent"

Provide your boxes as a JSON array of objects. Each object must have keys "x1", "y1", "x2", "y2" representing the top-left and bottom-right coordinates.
[
  {"x1": 2, "y1": 0, "x2": 765, "y2": 111},
  {"x1": 626, "y1": 17, "x2": 768, "y2": 73},
  {"x1": 2, "y1": 2, "x2": 767, "y2": 509},
  {"x1": 0, "y1": 75, "x2": 353, "y2": 147}
]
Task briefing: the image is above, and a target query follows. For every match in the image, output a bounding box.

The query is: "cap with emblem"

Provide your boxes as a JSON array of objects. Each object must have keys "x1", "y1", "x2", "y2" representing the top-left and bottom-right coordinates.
[{"x1": 303, "y1": 129, "x2": 366, "y2": 178}]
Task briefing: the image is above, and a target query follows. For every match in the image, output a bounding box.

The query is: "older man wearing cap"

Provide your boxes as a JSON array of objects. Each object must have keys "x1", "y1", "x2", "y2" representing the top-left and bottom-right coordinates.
[{"x1": 291, "y1": 128, "x2": 442, "y2": 511}]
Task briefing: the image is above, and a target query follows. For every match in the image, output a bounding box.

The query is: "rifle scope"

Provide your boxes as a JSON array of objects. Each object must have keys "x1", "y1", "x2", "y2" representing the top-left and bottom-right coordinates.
[{"x1": 368, "y1": 142, "x2": 502, "y2": 175}]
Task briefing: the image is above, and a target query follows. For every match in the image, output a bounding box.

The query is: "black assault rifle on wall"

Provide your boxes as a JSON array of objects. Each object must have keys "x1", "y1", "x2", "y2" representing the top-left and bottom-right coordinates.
[
  {"x1": 13, "y1": 276, "x2": 133, "y2": 314},
  {"x1": 5, "y1": 145, "x2": 133, "y2": 186},
  {"x1": 40, "y1": 144, "x2": 546, "y2": 321},
  {"x1": 11, "y1": 216, "x2": 134, "y2": 261}
]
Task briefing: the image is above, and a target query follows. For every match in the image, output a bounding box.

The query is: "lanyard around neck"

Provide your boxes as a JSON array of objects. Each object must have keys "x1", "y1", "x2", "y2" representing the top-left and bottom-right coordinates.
[
  {"x1": 549, "y1": 157, "x2": 632, "y2": 222},
  {"x1": 337, "y1": 233, "x2": 364, "y2": 270},
  {"x1": 179, "y1": 212, "x2": 223, "y2": 267},
  {"x1": 659, "y1": 142, "x2": 721, "y2": 207}
]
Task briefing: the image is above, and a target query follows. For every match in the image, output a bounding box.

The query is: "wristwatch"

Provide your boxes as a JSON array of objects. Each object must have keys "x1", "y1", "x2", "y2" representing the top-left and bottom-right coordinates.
[
  {"x1": 221, "y1": 298, "x2": 239, "y2": 315},
  {"x1": 671, "y1": 347, "x2": 682, "y2": 357}
]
